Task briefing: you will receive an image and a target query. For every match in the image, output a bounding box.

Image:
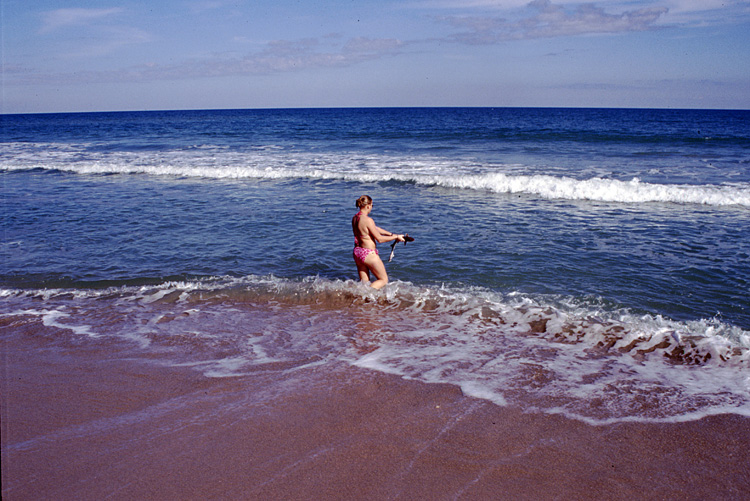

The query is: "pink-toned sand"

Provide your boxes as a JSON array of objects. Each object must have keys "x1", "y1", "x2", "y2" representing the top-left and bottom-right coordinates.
[{"x1": 3, "y1": 331, "x2": 749, "y2": 500}]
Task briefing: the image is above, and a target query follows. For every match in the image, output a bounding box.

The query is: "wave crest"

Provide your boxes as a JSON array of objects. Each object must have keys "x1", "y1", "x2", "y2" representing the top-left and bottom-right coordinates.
[
  {"x1": 433, "y1": 173, "x2": 750, "y2": 206},
  {"x1": 3, "y1": 142, "x2": 749, "y2": 207}
]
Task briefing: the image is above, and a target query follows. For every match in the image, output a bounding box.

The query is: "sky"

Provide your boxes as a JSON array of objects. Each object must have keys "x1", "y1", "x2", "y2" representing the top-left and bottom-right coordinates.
[{"x1": 2, "y1": 0, "x2": 750, "y2": 113}]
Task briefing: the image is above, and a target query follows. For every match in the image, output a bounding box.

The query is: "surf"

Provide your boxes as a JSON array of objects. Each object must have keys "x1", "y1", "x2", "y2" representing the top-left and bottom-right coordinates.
[
  {"x1": 3, "y1": 275, "x2": 749, "y2": 424},
  {"x1": 3, "y1": 143, "x2": 749, "y2": 207}
]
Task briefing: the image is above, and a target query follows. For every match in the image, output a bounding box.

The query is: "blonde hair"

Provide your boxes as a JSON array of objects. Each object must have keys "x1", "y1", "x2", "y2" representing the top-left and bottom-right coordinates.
[{"x1": 355, "y1": 195, "x2": 372, "y2": 209}]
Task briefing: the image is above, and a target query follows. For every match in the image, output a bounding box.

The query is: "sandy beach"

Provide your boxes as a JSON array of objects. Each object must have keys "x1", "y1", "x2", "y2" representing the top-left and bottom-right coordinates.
[{"x1": 2, "y1": 326, "x2": 749, "y2": 501}]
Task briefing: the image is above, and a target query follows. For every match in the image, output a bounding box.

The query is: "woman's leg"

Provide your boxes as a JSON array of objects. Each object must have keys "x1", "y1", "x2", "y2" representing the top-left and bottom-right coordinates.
[
  {"x1": 355, "y1": 259, "x2": 370, "y2": 283},
  {"x1": 364, "y1": 253, "x2": 389, "y2": 289}
]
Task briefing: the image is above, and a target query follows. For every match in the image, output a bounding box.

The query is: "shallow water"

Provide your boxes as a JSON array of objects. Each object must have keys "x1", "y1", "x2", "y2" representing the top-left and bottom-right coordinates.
[{"x1": 2, "y1": 107, "x2": 749, "y2": 424}]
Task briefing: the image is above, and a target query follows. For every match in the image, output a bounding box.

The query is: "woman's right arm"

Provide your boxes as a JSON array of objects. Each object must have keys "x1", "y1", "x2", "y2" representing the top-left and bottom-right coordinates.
[{"x1": 368, "y1": 219, "x2": 404, "y2": 243}]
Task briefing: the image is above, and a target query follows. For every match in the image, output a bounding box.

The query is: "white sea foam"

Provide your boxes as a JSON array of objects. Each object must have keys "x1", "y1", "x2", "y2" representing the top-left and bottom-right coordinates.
[
  {"x1": 3, "y1": 142, "x2": 749, "y2": 207},
  {"x1": 2, "y1": 276, "x2": 749, "y2": 424},
  {"x1": 2, "y1": 307, "x2": 99, "y2": 337},
  {"x1": 431, "y1": 173, "x2": 750, "y2": 206},
  {"x1": 318, "y1": 278, "x2": 750, "y2": 423}
]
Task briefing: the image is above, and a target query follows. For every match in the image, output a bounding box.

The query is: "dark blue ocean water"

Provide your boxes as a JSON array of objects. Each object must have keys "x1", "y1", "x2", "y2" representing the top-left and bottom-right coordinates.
[{"x1": 2, "y1": 108, "x2": 749, "y2": 423}]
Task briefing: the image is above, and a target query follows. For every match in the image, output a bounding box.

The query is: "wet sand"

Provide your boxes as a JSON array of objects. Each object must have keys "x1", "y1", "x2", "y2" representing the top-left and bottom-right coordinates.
[{"x1": 2, "y1": 331, "x2": 749, "y2": 500}]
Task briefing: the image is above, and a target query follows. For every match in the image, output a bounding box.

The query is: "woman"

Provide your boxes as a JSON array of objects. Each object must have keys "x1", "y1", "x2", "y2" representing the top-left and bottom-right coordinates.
[{"x1": 352, "y1": 195, "x2": 405, "y2": 289}]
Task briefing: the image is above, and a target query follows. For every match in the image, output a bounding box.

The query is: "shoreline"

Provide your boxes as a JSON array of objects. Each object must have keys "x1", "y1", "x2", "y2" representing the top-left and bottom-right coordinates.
[{"x1": 2, "y1": 332, "x2": 749, "y2": 500}]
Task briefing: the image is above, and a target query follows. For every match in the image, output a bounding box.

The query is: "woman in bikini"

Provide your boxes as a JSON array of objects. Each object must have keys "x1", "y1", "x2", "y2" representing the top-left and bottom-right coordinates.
[{"x1": 352, "y1": 195, "x2": 405, "y2": 289}]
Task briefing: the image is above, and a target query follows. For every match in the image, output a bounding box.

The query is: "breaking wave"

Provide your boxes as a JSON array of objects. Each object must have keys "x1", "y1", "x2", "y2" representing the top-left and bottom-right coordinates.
[{"x1": 2, "y1": 142, "x2": 749, "y2": 207}]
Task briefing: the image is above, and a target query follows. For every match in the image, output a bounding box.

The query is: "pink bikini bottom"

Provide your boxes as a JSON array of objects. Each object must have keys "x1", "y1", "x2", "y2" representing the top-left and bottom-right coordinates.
[{"x1": 353, "y1": 246, "x2": 378, "y2": 265}]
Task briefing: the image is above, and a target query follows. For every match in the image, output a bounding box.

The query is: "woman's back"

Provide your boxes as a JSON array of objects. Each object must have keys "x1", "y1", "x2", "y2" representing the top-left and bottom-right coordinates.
[{"x1": 352, "y1": 212, "x2": 376, "y2": 249}]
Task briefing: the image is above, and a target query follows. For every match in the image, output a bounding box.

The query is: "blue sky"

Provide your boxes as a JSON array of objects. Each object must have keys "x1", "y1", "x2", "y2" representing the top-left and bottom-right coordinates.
[{"x1": 3, "y1": 0, "x2": 749, "y2": 113}]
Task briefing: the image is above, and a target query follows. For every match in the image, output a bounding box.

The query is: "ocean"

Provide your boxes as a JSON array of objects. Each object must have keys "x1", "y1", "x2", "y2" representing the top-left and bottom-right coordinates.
[{"x1": 2, "y1": 107, "x2": 749, "y2": 425}]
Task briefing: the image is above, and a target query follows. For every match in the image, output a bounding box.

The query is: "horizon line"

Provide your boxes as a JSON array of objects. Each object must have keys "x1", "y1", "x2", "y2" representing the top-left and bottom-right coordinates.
[{"x1": 4, "y1": 104, "x2": 750, "y2": 116}]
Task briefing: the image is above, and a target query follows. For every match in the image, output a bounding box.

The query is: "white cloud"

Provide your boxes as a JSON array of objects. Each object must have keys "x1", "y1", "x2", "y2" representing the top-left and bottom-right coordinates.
[
  {"x1": 411, "y1": 0, "x2": 647, "y2": 11},
  {"x1": 419, "y1": 0, "x2": 750, "y2": 27},
  {"x1": 66, "y1": 27, "x2": 154, "y2": 58},
  {"x1": 410, "y1": 0, "x2": 531, "y2": 8},
  {"x1": 37, "y1": 7, "x2": 153, "y2": 59},
  {"x1": 666, "y1": 0, "x2": 745, "y2": 14},
  {"x1": 436, "y1": 0, "x2": 668, "y2": 43},
  {"x1": 215, "y1": 36, "x2": 406, "y2": 74},
  {"x1": 40, "y1": 7, "x2": 124, "y2": 33},
  {"x1": 658, "y1": 0, "x2": 750, "y2": 27},
  {"x1": 9, "y1": 35, "x2": 406, "y2": 85}
]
